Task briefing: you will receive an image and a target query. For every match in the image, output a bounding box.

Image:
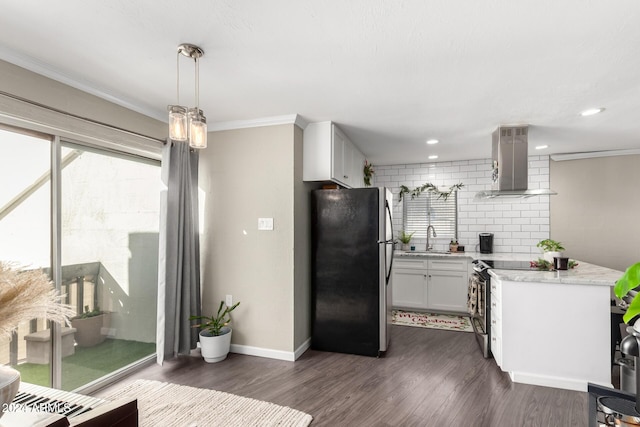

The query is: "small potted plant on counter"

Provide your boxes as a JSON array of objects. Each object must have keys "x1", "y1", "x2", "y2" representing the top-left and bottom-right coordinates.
[
  {"x1": 449, "y1": 239, "x2": 459, "y2": 252},
  {"x1": 536, "y1": 239, "x2": 565, "y2": 263},
  {"x1": 398, "y1": 230, "x2": 415, "y2": 251},
  {"x1": 190, "y1": 300, "x2": 240, "y2": 363}
]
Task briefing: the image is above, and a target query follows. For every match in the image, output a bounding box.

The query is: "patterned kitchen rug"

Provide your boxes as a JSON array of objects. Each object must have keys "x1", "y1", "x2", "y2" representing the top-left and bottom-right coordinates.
[{"x1": 392, "y1": 310, "x2": 473, "y2": 332}]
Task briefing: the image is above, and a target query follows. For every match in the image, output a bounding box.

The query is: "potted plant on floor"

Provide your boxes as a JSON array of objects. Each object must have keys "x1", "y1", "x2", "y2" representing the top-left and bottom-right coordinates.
[
  {"x1": 536, "y1": 239, "x2": 565, "y2": 263},
  {"x1": 71, "y1": 305, "x2": 111, "y2": 347},
  {"x1": 190, "y1": 300, "x2": 240, "y2": 363},
  {"x1": 398, "y1": 230, "x2": 415, "y2": 251}
]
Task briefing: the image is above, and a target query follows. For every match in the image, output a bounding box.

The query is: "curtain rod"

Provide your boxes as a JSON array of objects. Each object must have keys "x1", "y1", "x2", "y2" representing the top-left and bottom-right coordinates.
[{"x1": 0, "y1": 90, "x2": 166, "y2": 145}]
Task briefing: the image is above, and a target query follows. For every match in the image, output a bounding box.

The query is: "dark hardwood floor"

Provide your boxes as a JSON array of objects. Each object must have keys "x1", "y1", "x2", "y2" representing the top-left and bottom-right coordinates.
[{"x1": 96, "y1": 325, "x2": 588, "y2": 426}]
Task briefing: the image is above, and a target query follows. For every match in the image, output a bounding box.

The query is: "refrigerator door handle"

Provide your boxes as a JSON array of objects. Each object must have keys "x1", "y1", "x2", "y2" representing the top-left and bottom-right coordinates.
[{"x1": 384, "y1": 200, "x2": 394, "y2": 285}]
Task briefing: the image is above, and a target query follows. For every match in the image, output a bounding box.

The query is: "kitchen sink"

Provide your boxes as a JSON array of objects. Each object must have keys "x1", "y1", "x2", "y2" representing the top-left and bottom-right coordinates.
[{"x1": 397, "y1": 250, "x2": 451, "y2": 256}]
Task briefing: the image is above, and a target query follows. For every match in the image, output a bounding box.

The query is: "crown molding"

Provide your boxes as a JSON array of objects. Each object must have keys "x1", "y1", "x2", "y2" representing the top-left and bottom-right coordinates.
[
  {"x1": 208, "y1": 114, "x2": 309, "y2": 132},
  {"x1": 0, "y1": 46, "x2": 166, "y2": 122},
  {"x1": 550, "y1": 148, "x2": 640, "y2": 161}
]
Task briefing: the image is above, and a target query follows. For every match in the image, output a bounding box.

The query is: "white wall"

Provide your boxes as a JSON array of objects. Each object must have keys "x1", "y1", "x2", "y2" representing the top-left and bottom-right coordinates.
[{"x1": 373, "y1": 155, "x2": 551, "y2": 255}]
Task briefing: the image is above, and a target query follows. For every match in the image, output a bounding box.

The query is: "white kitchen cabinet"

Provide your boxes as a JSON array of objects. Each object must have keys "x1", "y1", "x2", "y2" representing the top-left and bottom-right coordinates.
[
  {"x1": 393, "y1": 268, "x2": 428, "y2": 309},
  {"x1": 490, "y1": 280, "x2": 502, "y2": 368},
  {"x1": 351, "y1": 147, "x2": 366, "y2": 188},
  {"x1": 490, "y1": 277, "x2": 611, "y2": 391},
  {"x1": 427, "y1": 259, "x2": 468, "y2": 313},
  {"x1": 303, "y1": 121, "x2": 366, "y2": 188},
  {"x1": 427, "y1": 270, "x2": 468, "y2": 312},
  {"x1": 392, "y1": 257, "x2": 469, "y2": 313},
  {"x1": 392, "y1": 259, "x2": 428, "y2": 309}
]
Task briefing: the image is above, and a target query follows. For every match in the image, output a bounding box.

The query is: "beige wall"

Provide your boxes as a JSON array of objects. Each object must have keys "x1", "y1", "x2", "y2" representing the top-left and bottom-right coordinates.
[
  {"x1": 199, "y1": 124, "x2": 311, "y2": 354},
  {"x1": 550, "y1": 155, "x2": 640, "y2": 272},
  {"x1": 0, "y1": 59, "x2": 166, "y2": 141}
]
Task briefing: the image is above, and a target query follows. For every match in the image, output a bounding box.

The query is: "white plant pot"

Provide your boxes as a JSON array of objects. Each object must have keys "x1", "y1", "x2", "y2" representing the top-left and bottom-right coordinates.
[
  {"x1": 543, "y1": 251, "x2": 562, "y2": 263},
  {"x1": 199, "y1": 327, "x2": 232, "y2": 363},
  {"x1": 0, "y1": 365, "x2": 20, "y2": 420}
]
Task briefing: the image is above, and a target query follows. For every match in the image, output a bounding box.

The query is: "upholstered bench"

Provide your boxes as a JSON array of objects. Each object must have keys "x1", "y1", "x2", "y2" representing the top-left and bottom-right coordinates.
[{"x1": 24, "y1": 327, "x2": 77, "y2": 364}]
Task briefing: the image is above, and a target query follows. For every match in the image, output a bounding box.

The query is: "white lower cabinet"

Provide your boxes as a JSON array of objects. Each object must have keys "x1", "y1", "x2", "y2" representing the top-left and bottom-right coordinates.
[
  {"x1": 427, "y1": 269, "x2": 468, "y2": 312},
  {"x1": 392, "y1": 257, "x2": 469, "y2": 313},
  {"x1": 490, "y1": 280, "x2": 502, "y2": 367},
  {"x1": 392, "y1": 268, "x2": 428, "y2": 309}
]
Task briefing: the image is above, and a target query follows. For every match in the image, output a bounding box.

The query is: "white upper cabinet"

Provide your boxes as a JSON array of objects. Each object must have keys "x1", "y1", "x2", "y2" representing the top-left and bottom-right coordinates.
[{"x1": 303, "y1": 121, "x2": 366, "y2": 188}]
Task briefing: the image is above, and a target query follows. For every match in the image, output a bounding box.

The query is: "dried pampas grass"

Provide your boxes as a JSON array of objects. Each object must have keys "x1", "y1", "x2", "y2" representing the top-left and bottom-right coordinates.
[{"x1": 0, "y1": 261, "x2": 75, "y2": 339}]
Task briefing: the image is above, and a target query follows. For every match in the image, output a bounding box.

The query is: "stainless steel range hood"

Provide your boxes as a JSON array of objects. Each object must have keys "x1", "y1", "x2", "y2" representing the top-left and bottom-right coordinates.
[{"x1": 475, "y1": 125, "x2": 557, "y2": 200}]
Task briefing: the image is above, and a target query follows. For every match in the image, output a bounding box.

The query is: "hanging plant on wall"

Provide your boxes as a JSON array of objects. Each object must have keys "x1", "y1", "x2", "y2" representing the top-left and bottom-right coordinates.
[
  {"x1": 398, "y1": 182, "x2": 464, "y2": 202},
  {"x1": 363, "y1": 160, "x2": 375, "y2": 187}
]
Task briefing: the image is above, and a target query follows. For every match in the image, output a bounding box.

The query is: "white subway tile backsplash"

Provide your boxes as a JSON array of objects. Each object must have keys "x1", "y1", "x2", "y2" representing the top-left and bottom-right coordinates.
[
  {"x1": 494, "y1": 218, "x2": 513, "y2": 225},
  {"x1": 468, "y1": 171, "x2": 487, "y2": 178},
  {"x1": 381, "y1": 155, "x2": 550, "y2": 254},
  {"x1": 512, "y1": 218, "x2": 532, "y2": 225}
]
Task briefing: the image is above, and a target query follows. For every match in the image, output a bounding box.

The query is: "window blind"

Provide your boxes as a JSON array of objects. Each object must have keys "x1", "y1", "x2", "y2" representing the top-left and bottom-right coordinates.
[{"x1": 402, "y1": 192, "x2": 458, "y2": 239}]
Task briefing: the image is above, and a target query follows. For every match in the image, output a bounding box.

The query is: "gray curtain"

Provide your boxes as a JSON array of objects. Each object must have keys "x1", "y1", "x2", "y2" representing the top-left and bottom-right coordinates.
[{"x1": 157, "y1": 141, "x2": 201, "y2": 364}]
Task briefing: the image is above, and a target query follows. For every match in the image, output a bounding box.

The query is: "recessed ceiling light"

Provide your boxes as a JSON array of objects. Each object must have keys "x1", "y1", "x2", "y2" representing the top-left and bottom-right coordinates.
[
  {"x1": 535, "y1": 145, "x2": 548, "y2": 150},
  {"x1": 580, "y1": 107, "x2": 605, "y2": 116},
  {"x1": 426, "y1": 139, "x2": 439, "y2": 145},
  {"x1": 428, "y1": 155, "x2": 438, "y2": 160}
]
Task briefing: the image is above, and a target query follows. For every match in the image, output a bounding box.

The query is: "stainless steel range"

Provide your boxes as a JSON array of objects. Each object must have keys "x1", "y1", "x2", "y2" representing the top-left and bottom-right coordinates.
[
  {"x1": 468, "y1": 259, "x2": 537, "y2": 358},
  {"x1": 469, "y1": 260, "x2": 491, "y2": 358}
]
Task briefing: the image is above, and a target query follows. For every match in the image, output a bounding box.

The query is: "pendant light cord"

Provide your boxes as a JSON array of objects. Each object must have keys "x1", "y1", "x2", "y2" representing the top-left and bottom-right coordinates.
[
  {"x1": 195, "y1": 56, "x2": 199, "y2": 111},
  {"x1": 176, "y1": 50, "x2": 181, "y2": 105}
]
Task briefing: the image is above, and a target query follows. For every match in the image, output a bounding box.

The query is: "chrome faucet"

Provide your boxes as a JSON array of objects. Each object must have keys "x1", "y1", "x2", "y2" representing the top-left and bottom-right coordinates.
[{"x1": 426, "y1": 225, "x2": 437, "y2": 251}]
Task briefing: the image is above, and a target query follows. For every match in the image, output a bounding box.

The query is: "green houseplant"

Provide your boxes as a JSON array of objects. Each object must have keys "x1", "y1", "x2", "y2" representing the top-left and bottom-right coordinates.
[
  {"x1": 536, "y1": 239, "x2": 565, "y2": 252},
  {"x1": 536, "y1": 239, "x2": 565, "y2": 263},
  {"x1": 71, "y1": 305, "x2": 111, "y2": 347},
  {"x1": 614, "y1": 262, "x2": 640, "y2": 324},
  {"x1": 190, "y1": 300, "x2": 240, "y2": 363},
  {"x1": 363, "y1": 160, "x2": 375, "y2": 187},
  {"x1": 398, "y1": 230, "x2": 415, "y2": 250}
]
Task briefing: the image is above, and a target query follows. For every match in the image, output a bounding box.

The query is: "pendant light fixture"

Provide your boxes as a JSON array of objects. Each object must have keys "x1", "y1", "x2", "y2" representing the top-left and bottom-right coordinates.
[{"x1": 167, "y1": 43, "x2": 207, "y2": 149}]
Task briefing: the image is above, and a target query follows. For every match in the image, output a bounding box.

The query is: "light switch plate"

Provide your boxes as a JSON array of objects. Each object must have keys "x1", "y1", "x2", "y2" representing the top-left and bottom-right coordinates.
[{"x1": 258, "y1": 217, "x2": 274, "y2": 230}]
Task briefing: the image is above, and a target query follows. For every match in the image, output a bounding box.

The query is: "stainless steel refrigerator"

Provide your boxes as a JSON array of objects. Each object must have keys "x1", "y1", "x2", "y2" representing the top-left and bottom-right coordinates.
[{"x1": 311, "y1": 187, "x2": 394, "y2": 357}]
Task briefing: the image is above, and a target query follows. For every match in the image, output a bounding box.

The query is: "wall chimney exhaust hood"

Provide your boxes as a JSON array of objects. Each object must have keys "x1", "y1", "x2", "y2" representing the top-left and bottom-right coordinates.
[{"x1": 475, "y1": 125, "x2": 557, "y2": 200}]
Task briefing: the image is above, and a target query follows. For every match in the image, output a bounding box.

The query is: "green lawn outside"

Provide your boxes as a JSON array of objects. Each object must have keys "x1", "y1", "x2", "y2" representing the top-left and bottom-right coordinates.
[{"x1": 15, "y1": 339, "x2": 155, "y2": 391}]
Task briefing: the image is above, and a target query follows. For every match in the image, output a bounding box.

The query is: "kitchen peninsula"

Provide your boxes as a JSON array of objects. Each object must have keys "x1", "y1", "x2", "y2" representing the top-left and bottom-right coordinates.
[{"x1": 395, "y1": 250, "x2": 623, "y2": 392}]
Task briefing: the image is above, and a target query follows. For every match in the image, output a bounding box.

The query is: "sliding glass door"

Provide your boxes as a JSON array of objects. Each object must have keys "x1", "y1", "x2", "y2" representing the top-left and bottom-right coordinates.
[
  {"x1": 0, "y1": 126, "x2": 160, "y2": 391},
  {"x1": 59, "y1": 142, "x2": 160, "y2": 390},
  {"x1": 0, "y1": 127, "x2": 52, "y2": 386}
]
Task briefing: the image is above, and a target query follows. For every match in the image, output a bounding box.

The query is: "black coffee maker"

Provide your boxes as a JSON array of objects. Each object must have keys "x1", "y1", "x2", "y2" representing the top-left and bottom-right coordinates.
[{"x1": 479, "y1": 233, "x2": 494, "y2": 254}]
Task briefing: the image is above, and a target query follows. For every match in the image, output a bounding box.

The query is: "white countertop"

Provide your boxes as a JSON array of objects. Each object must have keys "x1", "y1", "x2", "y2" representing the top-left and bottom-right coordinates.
[
  {"x1": 488, "y1": 261, "x2": 622, "y2": 287},
  {"x1": 394, "y1": 250, "x2": 623, "y2": 287}
]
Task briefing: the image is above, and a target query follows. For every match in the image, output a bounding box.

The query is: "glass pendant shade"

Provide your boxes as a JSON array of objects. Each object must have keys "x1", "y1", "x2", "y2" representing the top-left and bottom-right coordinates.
[
  {"x1": 189, "y1": 109, "x2": 207, "y2": 149},
  {"x1": 168, "y1": 44, "x2": 207, "y2": 148},
  {"x1": 168, "y1": 105, "x2": 188, "y2": 141}
]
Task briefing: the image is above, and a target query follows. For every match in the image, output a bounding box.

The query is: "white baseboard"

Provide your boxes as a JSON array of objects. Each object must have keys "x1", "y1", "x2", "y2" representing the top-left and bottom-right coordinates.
[
  {"x1": 294, "y1": 338, "x2": 311, "y2": 360},
  {"x1": 509, "y1": 371, "x2": 613, "y2": 392},
  {"x1": 230, "y1": 338, "x2": 311, "y2": 362}
]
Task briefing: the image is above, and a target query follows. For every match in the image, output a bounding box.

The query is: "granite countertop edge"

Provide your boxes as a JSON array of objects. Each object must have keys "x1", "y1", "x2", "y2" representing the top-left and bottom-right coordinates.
[{"x1": 394, "y1": 250, "x2": 622, "y2": 287}]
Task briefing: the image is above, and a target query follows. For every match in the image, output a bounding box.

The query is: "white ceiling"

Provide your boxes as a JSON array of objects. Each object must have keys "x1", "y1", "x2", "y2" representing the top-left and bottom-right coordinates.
[{"x1": 1, "y1": 1, "x2": 639, "y2": 165}]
